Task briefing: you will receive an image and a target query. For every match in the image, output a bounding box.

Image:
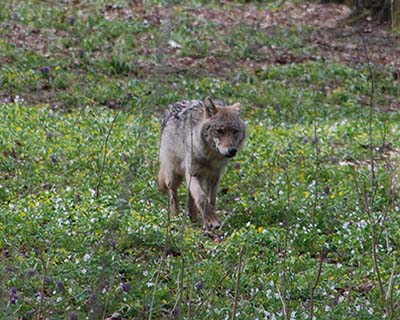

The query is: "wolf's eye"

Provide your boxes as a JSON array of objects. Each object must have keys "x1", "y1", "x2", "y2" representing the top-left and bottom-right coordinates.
[
  {"x1": 216, "y1": 129, "x2": 224, "y2": 135},
  {"x1": 232, "y1": 129, "x2": 239, "y2": 135}
]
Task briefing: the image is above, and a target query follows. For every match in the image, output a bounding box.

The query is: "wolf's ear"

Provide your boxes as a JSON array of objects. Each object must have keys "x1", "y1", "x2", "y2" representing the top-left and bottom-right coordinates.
[
  {"x1": 230, "y1": 102, "x2": 242, "y2": 113},
  {"x1": 204, "y1": 97, "x2": 218, "y2": 118}
]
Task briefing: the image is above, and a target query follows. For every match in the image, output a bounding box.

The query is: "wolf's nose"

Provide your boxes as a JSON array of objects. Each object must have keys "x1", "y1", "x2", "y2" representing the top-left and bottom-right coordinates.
[{"x1": 227, "y1": 147, "x2": 237, "y2": 157}]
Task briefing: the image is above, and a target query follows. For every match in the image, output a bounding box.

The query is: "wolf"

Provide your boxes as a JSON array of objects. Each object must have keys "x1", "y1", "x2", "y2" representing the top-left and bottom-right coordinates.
[{"x1": 158, "y1": 98, "x2": 247, "y2": 230}]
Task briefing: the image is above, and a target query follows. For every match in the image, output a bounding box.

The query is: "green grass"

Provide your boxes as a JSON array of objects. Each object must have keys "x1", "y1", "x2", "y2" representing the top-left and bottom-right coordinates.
[{"x1": 1, "y1": 0, "x2": 400, "y2": 319}]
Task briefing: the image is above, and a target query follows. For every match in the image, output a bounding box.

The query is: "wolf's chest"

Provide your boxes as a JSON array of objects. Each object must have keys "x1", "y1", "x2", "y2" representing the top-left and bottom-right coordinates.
[{"x1": 189, "y1": 154, "x2": 228, "y2": 176}]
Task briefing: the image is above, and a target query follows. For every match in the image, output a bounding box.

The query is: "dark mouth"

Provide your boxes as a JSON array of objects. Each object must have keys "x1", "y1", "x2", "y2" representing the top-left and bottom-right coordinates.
[{"x1": 223, "y1": 153, "x2": 236, "y2": 159}]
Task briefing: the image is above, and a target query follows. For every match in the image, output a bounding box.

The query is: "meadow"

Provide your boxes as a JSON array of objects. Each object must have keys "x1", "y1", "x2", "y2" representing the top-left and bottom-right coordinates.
[{"x1": 1, "y1": 1, "x2": 400, "y2": 319}]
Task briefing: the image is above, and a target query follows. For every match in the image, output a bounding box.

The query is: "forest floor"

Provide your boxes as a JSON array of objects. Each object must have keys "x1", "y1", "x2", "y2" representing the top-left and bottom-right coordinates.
[{"x1": 1, "y1": 1, "x2": 400, "y2": 319}]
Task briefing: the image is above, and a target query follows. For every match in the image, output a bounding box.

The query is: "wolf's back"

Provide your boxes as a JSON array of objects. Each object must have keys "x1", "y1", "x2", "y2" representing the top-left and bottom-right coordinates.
[{"x1": 160, "y1": 100, "x2": 205, "y2": 134}]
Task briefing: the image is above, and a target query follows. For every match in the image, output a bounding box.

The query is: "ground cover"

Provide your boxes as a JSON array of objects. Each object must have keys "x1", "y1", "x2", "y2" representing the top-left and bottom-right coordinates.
[{"x1": 1, "y1": 1, "x2": 400, "y2": 319}]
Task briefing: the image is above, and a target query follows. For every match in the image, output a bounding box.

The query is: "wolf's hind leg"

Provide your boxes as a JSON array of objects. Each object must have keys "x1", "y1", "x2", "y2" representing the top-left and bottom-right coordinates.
[
  {"x1": 168, "y1": 187, "x2": 179, "y2": 214},
  {"x1": 160, "y1": 165, "x2": 182, "y2": 215},
  {"x1": 168, "y1": 174, "x2": 182, "y2": 215}
]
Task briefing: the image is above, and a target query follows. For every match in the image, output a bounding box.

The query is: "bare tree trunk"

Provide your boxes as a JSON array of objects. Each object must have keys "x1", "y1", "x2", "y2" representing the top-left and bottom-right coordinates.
[{"x1": 394, "y1": 0, "x2": 400, "y2": 29}]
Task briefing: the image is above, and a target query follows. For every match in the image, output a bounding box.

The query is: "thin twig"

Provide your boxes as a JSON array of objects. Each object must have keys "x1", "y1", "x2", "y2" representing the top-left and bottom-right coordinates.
[
  {"x1": 186, "y1": 269, "x2": 191, "y2": 319},
  {"x1": 174, "y1": 113, "x2": 194, "y2": 319},
  {"x1": 276, "y1": 0, "x2": 287, "y2": 8},
  {"x1": 95, "y1": 111, "x2": 121, "y2": 198},
  {"x1": 276, "y1": 283, "x2": 288, "y2": 320},
  {"x1": 177, "y1": 195, "x2": 188, "y2": 318},
  {"x1": 149, "y1": 252, "x2": 167, "y2": 320},
  {"x1": 360, "y1": 36, "x2": 387, "y2": 313},
  {"x1": 344, "y1": 286, "x2": 352, "y2": 320},
  {"x1": 278, "y1": 154, "x2": 291, "y2": 320},
  {"x1": 367, "y1": 208, "x2": 386, "y2": 307},
  {"x1": 97, "y1": 110, "x2": 123, "y2": 318},
  {"x1": 231, "y1": 246, "x2": 244, "y2": 320},
  {"x1": 361, "y1": 38, "x2": 377, "y2": 198},
  {"x1": 312, "y1": 92, "x2": 319, "y2": 220},
  {"x1": 386, "y1": 259, "x2": 396, "y2": 301},
  {"x1": 148, "y1": 197, "x2": 173, "y2": 320},
  {"x1": 37, "y1": 249, "x2": 48, "y2": 320},
  {"x1": 187, "y1": 243, "x2": 200, "y2": 320},
  {"x1": 309, "y1": 88, "x2": 324, "y2": 319},
  {"x1": 310, "y1": 250, "x2": 324, "y2": 320},
  {"x1": 206, "y1": 96, "x2": 217, "y2": 109},
  {"x1": 191, "y1": 264, "x2": 237, "y2": 318},
  {"x1": 149, "y1": 2, "x2": 174, "y2": 316}
]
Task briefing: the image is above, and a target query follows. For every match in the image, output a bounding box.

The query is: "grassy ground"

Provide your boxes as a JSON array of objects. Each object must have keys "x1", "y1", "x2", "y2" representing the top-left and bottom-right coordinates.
[{"x1": 1, "y1": 0, "x2": 400, "y2": 319}]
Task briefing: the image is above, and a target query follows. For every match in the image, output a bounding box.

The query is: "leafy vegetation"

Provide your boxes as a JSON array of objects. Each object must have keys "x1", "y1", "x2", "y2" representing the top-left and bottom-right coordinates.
[{"x1": 1, "y1": 0, "x2": 400, "y2": 319}]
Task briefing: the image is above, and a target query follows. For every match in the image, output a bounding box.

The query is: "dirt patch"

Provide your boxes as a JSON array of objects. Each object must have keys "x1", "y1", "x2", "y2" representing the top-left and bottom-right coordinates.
[
  {"x1": 2, "y1": 2, "x2": 400, "y2": 108},
  {"x1": 103, "y1": 2, "x2": 351, "y2": 29},
  {"x1": 187, "y1": 3, "x2": 351, "y2": 29},
  {"x1": 103, "y1": 3, "x2": 164, "y2": 26},
  {"x1": 2, "y1": 23, "x2": 69, "y2": 54},
  {"x1": 307, "y1": 21, "x2": 400, "y2": 69},
  {"x1": 105, "y1": 2, "x2": 399, "y2": 74},
  {"x1": 4, "y1": 3, "x2": 399, "y2": 72}
]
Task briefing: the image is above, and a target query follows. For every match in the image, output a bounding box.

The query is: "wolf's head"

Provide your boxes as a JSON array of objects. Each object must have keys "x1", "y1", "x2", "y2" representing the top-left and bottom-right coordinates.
[{"x1": 201, "y1": 98, "x2": 247, "y2": 159}]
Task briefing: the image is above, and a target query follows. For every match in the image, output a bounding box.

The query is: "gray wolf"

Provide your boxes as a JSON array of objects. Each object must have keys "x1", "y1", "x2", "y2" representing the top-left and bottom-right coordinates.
[{"x1": 158, "y1": 98, "x2": 247, "y2": 230}]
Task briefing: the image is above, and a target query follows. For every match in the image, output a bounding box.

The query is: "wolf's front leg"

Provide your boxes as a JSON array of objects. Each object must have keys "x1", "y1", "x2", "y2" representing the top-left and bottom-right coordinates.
[
  {"x1": 186, "y1": 174, "x2": 221, "y2": 230},
  {"x1": 188, "y1": 193, "x2": 199, "y2": 222},
  {"x1": 207, "y1": 176, "x2": 220, "y2": 209}
]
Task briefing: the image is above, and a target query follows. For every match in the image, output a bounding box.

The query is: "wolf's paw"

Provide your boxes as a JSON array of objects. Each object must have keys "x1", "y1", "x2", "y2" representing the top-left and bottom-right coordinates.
[
  {"x1": 203, "y1": 215, "x2": 221, "y2": 231},
  {"x1": 188, "y1": 208, "x2": 199, "y2": 223}
]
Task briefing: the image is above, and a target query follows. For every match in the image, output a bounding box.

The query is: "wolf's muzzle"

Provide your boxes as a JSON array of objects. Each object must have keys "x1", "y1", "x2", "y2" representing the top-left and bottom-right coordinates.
[{"x1": 224, "y1": 147, "x2": 237, "y2": 158}]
